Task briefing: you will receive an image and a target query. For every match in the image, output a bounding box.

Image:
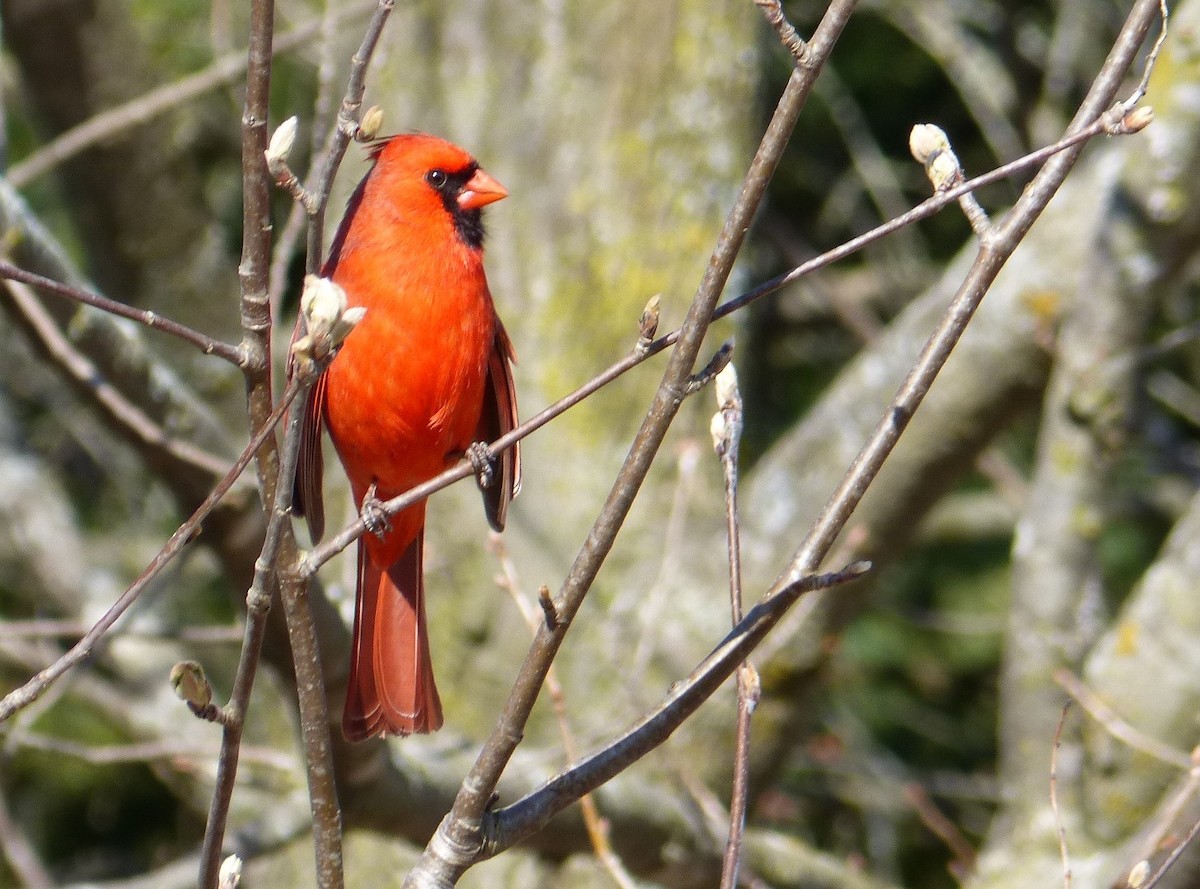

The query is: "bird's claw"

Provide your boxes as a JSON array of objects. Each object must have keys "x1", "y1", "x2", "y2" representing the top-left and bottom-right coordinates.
[
  {"x1": 467, "y1": 442, "x2": 494, "y2": 490},
  {"x1": 360, "y1": 482, "x2": 391, "y2": 538}
]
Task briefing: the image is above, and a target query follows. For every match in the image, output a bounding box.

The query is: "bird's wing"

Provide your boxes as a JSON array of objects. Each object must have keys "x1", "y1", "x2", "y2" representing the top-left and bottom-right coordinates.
[{"x1": 477, "y1": 317, "x2": 520, "y2": 531}]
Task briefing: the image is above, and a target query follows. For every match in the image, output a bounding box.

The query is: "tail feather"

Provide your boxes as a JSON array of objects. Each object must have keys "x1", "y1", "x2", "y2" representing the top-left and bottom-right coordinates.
[{"x1": 343, "y1": 531, "x2": 443, "y2": 740}]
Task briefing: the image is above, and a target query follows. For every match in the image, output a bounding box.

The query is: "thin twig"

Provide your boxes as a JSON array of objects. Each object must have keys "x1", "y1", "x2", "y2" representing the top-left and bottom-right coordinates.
[
  {"x1": 1127, "y1": 0, "x2": 1169, "y2": 106},
  {"x1": 2, "y1": 277, "x2": 235, "y2": 480},
  {"x1": 1051, "y1": 703, "x2": 1072, "y2": 889},
  {"x1": 0, "y1": 776, "x2": 52, "y2": 889},
  {"x1": 754, "y1": 0, "x2": 808, "y2": 63},
  {"x1": 490, "y1": 537, "x2": 638, "y2": 889},
  {"x1": 199, "y1": 0, "x2": 286, "y2": 882},
  {"x1": 1054, "y1": 669, "x2": 1192, "y2": 769},
  {"x1": 304, "y1": 0, "x2": 396, "y2": 273},
  {"x1": 275, "y1": 391, "x2": 344, "y2": 889},
  {"x1": 488, "y1": 562, "x2": 870, "y2": 852},
  {"x1": 1144, "y1": 812, "x2": 1200, "y2": 889},
  {"x1": 712, "y1": 364, "x2": 757, "y2": 889},
  {"x1": 0, "y1": 620, "x2": 243, "y2": 644},
  {"x1": 0, "y1": 260, "x2": 243, "y2": 365},
  {"x1": 9, "y1": 731, "x2": 296, "y2": 771},
  {"x1": 901, "y1": 783, "x2": 977, "y2": 878}
]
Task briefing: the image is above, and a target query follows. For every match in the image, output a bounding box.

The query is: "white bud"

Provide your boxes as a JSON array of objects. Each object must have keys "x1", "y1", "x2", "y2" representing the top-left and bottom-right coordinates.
[
  {"x1": 714, "y1": 362, "x2": 740, "y2": 410},
  {"x1": 301, "y1": 274, "x2": 348, "y2": 333},
  {"x1": 908, "y1": 123, "x2": 949, "y2": 165},
  {"x1": 218, "y1": 854, "x2": 243, "y2": 889},
  {"x1": 294, "y1": 275, "x2": 363, "y2": 363},
  {"x1": 266, "y1": 116, "x2": 299, "y2": 166},
  {"x1": 709, "y1": 410, "x2": 728, "y2": 453}
]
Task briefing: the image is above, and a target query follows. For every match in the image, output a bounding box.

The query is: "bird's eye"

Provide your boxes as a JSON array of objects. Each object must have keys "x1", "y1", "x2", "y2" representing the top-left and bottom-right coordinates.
[{"x1": 426, "y1": 170, "x2": 449, "y2": 191}]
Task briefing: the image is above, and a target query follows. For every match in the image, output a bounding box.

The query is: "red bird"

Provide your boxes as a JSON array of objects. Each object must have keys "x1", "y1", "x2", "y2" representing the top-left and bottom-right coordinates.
[{"x1": 296, "y1": 133, "x2": 520, "y2": 740}]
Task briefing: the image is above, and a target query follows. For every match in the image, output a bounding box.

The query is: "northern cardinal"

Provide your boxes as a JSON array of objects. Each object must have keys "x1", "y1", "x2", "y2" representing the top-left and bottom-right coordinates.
[{"x1": 295, "y1": 133, "x2": 520, "y2": 740}]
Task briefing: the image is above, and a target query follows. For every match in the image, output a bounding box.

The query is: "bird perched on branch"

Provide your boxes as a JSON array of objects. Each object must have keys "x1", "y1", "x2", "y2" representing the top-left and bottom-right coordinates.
[{"x1": 295, "y1": 133, "x2": 520, "y2": 740}]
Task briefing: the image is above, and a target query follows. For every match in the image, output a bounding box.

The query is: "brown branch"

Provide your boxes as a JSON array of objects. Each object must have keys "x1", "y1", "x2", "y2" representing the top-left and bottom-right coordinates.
[
  {"x1": 901, "y1": 783, "x2": 976, "y2": 879},
  {"x1": 9, "y1": 731, "x2": 295, "y2": 772},
  {"x1": 776, "y1": 0, "x2": 1161, "y2": 599},
  {"x1": 1, "y1": 277, "x2": 235, "y2": 480},
  {"x1": 0, "y1": 620, "x2": 243, "y2": 644},
  {"x1": 754, "y1": 0, "x2": 808, "y2": 63},
  {"x1": 199, "y1": 1, "x2": 287, "y2": 882},
  {"x1": 1055, "y1": 669, "x2": 1192, "y2": 770},
  {"x1": 490, "y1": 537, "x2": 638, "y2": 889},
  {"x1": 489, "y1": 562, "x2": 870, "y2": 853},
  {"x1": 712, "y1": 365, "x2": 757, "y2": 889},
  {"x1": 303, "y1": 0, "x2": 396, "y2": 273},
  {"x1": 0, "y1": 260, "x2": 242, "y2": 365},
  {"x1": 1051, "y1": 704, "x2": 1073, "y2": 889}
]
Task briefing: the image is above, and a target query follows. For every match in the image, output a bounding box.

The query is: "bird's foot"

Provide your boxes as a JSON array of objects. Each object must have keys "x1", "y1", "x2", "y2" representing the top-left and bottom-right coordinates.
[
  {"x1": 360, "y1": 482, "x2": 392, "y2": 538},
  {"x1": 467, "y1": 442, "x2": 494, "y2": 491}
]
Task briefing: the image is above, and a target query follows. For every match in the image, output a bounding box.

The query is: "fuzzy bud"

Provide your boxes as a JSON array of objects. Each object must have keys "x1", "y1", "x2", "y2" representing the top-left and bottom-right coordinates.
[
  {"x1": 1121, "y1": 105, "x2": 1153, "y2": 134},
  {"x1": 638, "y1": 294, "x2": 661, "y2": 346},
  {"x1": 908, "y1": 123, "x2": 948, "y2": 165},
  {"x1": 714, "y1": 362, "x2": 740, "y2": 411},
  {"x1": 218, "y1": 854, "x2": 243, "y2": 889},
  {"x1": 265, "y1": 116, "x2": 298, "y2": 168},
  {"x1": 170, "y1": 660, "x2": 213, "y2": 710},
  {"x1": 293, "y1": 275, "x2": 365, "y2": 364},
  {"x1": 910, "y1": 123, "x2": 962, "y2": 191},
  {"x1": 359, "y1": 106, "x2": 385, "y2": 141}
]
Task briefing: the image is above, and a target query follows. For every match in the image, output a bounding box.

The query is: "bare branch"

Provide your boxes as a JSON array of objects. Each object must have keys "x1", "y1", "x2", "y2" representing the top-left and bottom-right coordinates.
[
  {"x1": 0, "y1": 778, "x2": 52, "y2": 889},
  {"x1": 487, "y1": 562, "x2": 870, "y2": 855},
  {"x1": 1, "y1": 277, "x2": 236, "y2": 480},
  {"x1": 0, "y1": 260, "x2": 243, "y2": 364}
]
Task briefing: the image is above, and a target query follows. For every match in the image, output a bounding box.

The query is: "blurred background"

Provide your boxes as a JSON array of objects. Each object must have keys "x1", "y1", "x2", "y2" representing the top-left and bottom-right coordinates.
[{"x1": 2, "y1": 1, "x2": 1197, "y2": 887}]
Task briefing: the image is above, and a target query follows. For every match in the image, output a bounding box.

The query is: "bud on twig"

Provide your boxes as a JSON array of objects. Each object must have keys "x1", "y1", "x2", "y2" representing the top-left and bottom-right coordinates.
[
  {"x1": 265, "y1": 116, "x2": 298, "y2": 168},
  {"x1": 292, "y1": 275, "x2": 366, "y2": 368},
  {"x1": 358, "y1": 105, "x2": 385, "y2": 142},
  {"x1": 710, "y1": 363, "x2": 743, "y2": 459},
  {"x1": 909, "y1": 123, "x2": 990, "y2": 236},
  {"x1": 265, "y1": 116, "x2": 317, "y2": 213},
  {"x1": 218, "y1": 854, "x2": 243, "y2": 889},
  {"x1": 1113, "y1": 104, "x2": 1153, "y2": 134},
  {"x1": 170, "y1": 660, "x2": 212, "y2": 709},
  {"x1": 170, "y1": 660, "x2": 225, "y2": 723},
  {"x1": 637, "y1": 294, "x2": 661, "y2": 352},
  {"x1": 909, "y1": 123, "x2": 959, "y2": 190},
  {"x1": 685, "y1": 340, "x2": 734, "y2": 396}
]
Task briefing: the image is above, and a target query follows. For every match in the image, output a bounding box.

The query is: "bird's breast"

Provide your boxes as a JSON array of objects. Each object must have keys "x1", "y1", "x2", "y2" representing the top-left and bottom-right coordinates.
[{"x1": 321, "y1": 249, "x2": 496, "y2": 502}]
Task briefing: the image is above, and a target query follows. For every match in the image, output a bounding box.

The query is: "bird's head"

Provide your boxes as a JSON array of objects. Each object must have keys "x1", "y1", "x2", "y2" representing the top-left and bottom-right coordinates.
[{"x1": 367, "y1": 134, "x2": 508, "y2": 251}]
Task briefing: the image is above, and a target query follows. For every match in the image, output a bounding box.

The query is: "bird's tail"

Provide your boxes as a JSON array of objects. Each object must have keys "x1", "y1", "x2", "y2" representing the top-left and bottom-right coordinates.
[{"x1": 343, "y1": 530, "x2": 443, "y2": 740}]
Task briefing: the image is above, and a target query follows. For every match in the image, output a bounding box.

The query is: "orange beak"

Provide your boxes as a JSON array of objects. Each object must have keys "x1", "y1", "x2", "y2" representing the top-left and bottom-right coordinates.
[{"x1": 458, "y1": 168, "x2": 508, "y2": 210}]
